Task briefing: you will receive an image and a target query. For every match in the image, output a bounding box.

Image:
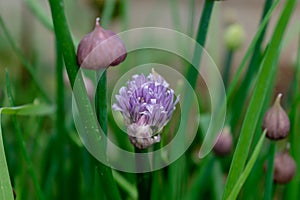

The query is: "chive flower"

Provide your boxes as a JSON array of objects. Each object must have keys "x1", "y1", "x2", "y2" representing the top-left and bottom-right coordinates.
[{"x1": 112, "y1": 69, "x2": 180, "y2": 149}]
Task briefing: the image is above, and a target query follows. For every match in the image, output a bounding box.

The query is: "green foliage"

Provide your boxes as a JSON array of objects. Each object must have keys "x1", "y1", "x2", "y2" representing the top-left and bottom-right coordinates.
[{"x1": 0, "y1": 0, "x2": 299, "y2": 199}]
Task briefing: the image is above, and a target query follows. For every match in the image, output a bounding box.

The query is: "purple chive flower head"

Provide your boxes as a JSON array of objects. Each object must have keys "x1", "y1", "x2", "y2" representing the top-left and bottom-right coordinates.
[{"x1": 112, "y1": 69, "x2": 180, "y2": 149}]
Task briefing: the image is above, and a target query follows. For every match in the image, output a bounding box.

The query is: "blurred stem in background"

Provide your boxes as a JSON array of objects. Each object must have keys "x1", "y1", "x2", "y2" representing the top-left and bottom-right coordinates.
[
  {"x1": 187, "y1": 0, "x2": 195, "y2": 37},
  {"x1": 25, "y1": 0, "x2": 53, "y2": 31},
  {"x1": 223, "y1": 50, "x2": 233, "y2": 89},
  {"x1": 6, "y1": 72, "x2": 45, "y2": 200},
  {"x1": 0, "y1": 16, "x2": 51, "y2": 103},
  {"x1": 168, "y1": 0, "x2": 215, "y2": 199}
]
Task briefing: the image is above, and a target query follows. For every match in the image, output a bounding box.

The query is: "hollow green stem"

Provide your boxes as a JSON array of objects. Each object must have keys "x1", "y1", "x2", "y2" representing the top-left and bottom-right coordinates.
[
  {"x1": 263, "y1": 142, "x2": 276, "y2": 200},
  {"x1": 223, "y1": 50, "x2": 234, "y2": 89},
  {"x1": 48, "y1": 0, "x2": 121, "y2": 199},
  {"x1": 135, "y1": 147, "x2": 151, "y2": 200},
  {"x1": 54, "y1": 34, "x2": 68, "y2": 199},
  {"x1": 96, "y1": 70, "x2": 107, "y2": 133},
  {"x1": 93, "y1": 0, "x2": 122, "y2": 199},
  {"x1": 186, "y1": 0, "x2": 214, "y2": 87}
]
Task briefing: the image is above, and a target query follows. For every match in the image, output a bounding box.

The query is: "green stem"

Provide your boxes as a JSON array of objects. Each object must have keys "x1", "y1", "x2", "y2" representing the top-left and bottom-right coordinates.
[
  {"x1": 263, "y1": 142, "x2": 276, "y2": 200},
  {"x1": 135, "y1": 147, "x2": 151, "y2": 200},
  {"x1": 96, "y1": 70, "x2": 107, "y2": 133},
  {"x1": 95, "y1": 71, "x2": 122, "y2": 200},
  {"x1": 48, "y1": 0, "x2": 121, "y2": 199},
  {"x1": 223, "y1": 0, "x2": 297, "y2": 198},
  {"x1": 54, "y1": 34, "x2": 68, "y2": 199},
  {"x1": 5, "y1": 71, "x2": 45, "y2": 200},
  {"x1": 48, "y1": 0, "x2": 78, "y2": 86},
  {"x1": 93, "y1": 1, "x2": 122, "y2": 199},
  {"x1": 186, "y1": 0, "x2": 214, "y2": 87},
  {"x1": 223, "y1": 50, "x2": 234, "y2": 89}
]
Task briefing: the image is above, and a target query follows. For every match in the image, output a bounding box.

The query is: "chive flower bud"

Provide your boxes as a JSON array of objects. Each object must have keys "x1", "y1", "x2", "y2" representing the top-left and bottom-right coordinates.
[
  {"x1": 112, "y1": 69, "x2": 180, "y2": 149},
  {"x1": 77, "y1": 17, "x2": 127, "y2": 69},
  {"x1": 273, "y1": 150, "x2": 296, "y2": 184},
  {"x1": 213, "y1": 126, "x2": 233, "y2": 156},
  {"x1": 224, "y1": 23, "x2": 245, "y2": 50},
  {"x1": 262, "y1": 93, "x2": 290, "y2": 140}
]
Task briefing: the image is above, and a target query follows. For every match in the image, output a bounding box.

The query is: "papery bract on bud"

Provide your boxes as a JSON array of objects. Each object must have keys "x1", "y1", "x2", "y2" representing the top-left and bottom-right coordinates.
[
  {"x1": 112, "y1": 69, "x2": 180, "y2": 149},
  {"x1": 77, "y1": 17, "x2": 127, "y2": 69}
]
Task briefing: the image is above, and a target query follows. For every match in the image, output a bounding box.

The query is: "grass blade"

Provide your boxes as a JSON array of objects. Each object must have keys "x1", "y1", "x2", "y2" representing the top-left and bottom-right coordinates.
[
  {"x1": 226, "y1": 130, "x2": 266, "y2": 200},
  {"x1": 0, "y1": 73, "x2": 54, "y2": 200},
  {"x1": 286, "y1": 34, "x2": 300, "y2": 199}
]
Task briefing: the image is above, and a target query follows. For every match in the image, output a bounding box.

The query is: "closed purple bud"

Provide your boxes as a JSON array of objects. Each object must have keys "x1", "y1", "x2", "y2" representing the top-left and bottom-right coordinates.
[
  {"x1": 77, "y1": 17, "x2": 127, "y2": 69},
  {"x1": 113, "y1": 69, "x2": 180, "y2": 149},
  {"x1": 213, "y1": 126, "x2": 233, "y2": 156},
  {"x1": 262, "y1": 93, "x2": 290, "y2": 140},
  {"x1": 273, "y1": 151, "x2": 296, "y2": 184}
]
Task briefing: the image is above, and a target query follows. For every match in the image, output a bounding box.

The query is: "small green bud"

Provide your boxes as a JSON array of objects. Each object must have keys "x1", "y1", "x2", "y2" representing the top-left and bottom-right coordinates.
[
  {"x1": 213, "y1": 126, "x2": 233, "y2": 156},
  {"x1": 224, "y1": 24, "x2": 245, "y2": 50},
  {"x1": 262, "y1": 93, "x2": 290, "y2": 140},
  {"x1": 273, "y1": 150, "x2": 296, "y2": 184}
]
